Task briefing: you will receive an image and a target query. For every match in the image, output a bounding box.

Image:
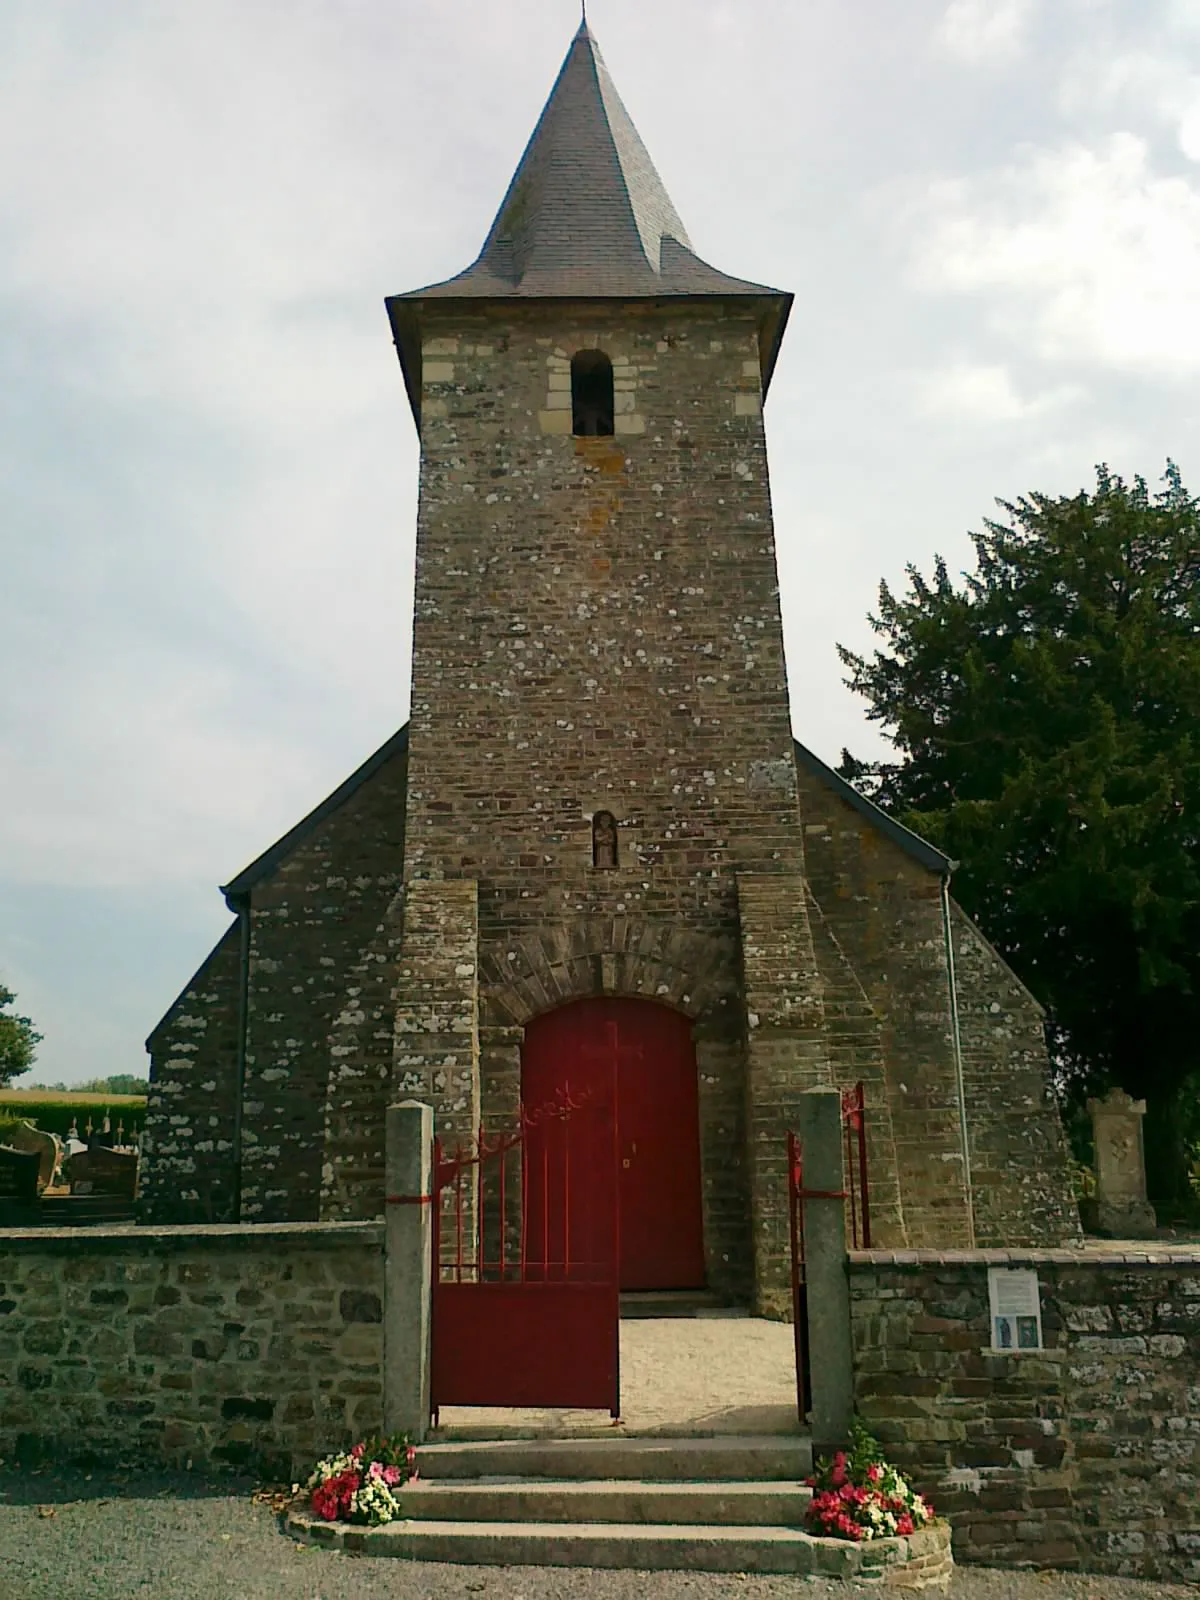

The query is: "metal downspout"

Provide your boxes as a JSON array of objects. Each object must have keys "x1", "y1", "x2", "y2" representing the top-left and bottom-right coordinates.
[
  {"x1": 941, "y1": 874, "x2": 977, "y2": 1247},
  {"x1": 229, "y1": 895, "x2": 251, "y2": 1224}
]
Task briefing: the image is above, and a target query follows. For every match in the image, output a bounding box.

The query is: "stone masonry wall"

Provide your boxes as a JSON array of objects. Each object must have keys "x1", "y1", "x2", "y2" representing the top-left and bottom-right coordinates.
[
  {"x1": 794, "y1": 761, "x2": 1077, "y2": 1248},
  {"x1": 144, "y1": 741, "x2": 409, "y2": 1225},
  {"x1": 143, "y1": 921, "x2": 243, "y2": 1223},
  {"x1": 403, "y1": 299, "x2": 823, "y2": 1299},
  {"x1": 951, "y1": 908, "x2": 1080, "y2": 1246},
  {"x1": 239, "y1": 749, "x2": 409, "y2": 1223},
  {"x1": 737, "y1": 870, "x2": 829, "y2": 1314},
  {"x1": 849, "y1": 1249, "x2": 1200, "y2": 1584},
  {"x1": 0, "y1": 1223, "x2": 383, "y2": 1477},
  {"x1": 794, "y1": 767, "x2": 972, "y2": 1247},
  {"x1": 392, "y1": 879, "x2": 481, "y2": 1158},
  {"x1": 320, "y1": 888, "x2": 406, "y2": 1220}
]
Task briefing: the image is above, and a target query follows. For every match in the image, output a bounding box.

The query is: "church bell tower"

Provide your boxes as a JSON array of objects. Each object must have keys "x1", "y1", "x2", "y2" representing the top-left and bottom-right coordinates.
[{"x1": 385, "y1": 22, "x2": 848, "y2": 1311}]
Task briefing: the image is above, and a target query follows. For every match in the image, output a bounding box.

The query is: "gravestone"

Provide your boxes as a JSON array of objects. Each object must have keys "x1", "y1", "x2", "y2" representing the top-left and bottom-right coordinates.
[
  {"x1": 67, "y1": 1143, "x2": 139, "y2": 1200},
  {"x1": 5, "y1": 1120, "x2": 60, "y2": 1190},
  {"x1": 1087, "y1": 1088, "x2": 1157, "y2": 1238},
  {"x1": 0, "y1": 1144, "x2": 40, "y2": 1217}
]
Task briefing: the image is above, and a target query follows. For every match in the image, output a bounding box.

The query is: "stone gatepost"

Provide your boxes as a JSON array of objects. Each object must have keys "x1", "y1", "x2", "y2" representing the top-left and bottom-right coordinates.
[
  {"x1": 797, "y1": 1087, "x2": 854, "y2": 1456},
  {"x1": 383, "y1": 1100, "x2": 434, "y2": 1441},
  {"x1": 1088, "y1": 1088, "x2": 1157, "y2": 1239}
]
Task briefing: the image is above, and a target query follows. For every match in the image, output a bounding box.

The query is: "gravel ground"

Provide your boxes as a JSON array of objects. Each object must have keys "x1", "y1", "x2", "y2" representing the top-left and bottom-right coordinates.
[{"x1": 1, "y1": 1467, "x2": 1197, "y2": 1600}]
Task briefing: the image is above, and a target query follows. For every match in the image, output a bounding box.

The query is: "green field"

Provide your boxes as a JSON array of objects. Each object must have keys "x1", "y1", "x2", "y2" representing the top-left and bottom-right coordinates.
[{"x1": 0, "y1": 1089, "x2": 147, "y2": 1141}]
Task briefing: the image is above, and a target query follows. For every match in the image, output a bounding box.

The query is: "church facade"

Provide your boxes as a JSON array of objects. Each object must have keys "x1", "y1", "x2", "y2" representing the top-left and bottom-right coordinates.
[{"x1": 141, "y1": 23, "x2": 1079, "y2": 1313}]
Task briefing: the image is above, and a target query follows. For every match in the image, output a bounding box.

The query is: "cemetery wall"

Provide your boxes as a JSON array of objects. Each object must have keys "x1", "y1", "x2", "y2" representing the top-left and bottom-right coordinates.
[
  {"x1": 848, "y1": 1248, "x2": 1200, "y2": 1585},
  {"x1": 0, "y1": 1222, "x2": 384, "y2": 1477}
]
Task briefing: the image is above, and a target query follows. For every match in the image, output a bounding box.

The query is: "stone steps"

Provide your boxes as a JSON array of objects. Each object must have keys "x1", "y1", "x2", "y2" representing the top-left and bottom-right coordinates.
[
  {"x1": 295, "y1": 1516, "x2": 882, "y2": 1576},
  {"x1": 401, "y1": 1477, "x2": 811, "y2": 1526},
  {"x1": 286, "y1": 1434, "x2": 953, "y2": 1585},
  {"x1": 414, "y1": 1433, "x2": 813, "y2": 1481},
  {"x1": 619, "y1": 1289, "x2": 728, "y2": 1318}
]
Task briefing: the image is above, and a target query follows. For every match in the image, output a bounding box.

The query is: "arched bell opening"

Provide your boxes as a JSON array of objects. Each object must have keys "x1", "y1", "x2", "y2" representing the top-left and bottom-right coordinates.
[{"x1": 571, "y1": 349, "x2": 615, "y2": 437}]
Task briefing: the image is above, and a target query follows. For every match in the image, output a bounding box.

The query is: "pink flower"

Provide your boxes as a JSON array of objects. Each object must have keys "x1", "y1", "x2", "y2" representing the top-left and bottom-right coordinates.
[
  {"x1": 382, "y1": 1465, "x2": 402, "y2": 1486},
  {"x1": 867, "y1": 1464, "x2": 882, "y2": 1483}
]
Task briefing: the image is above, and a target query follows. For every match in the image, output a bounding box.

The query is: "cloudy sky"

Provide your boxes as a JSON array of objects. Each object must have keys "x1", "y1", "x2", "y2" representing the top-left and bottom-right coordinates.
[{"x1": 3, "y1": 0, "x2": 1199, "y2": 1085}]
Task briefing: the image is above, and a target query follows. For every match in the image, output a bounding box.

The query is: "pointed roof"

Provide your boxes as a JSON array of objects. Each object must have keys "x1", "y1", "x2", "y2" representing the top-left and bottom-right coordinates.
[{"x1": 386, "y1": 23, "x2": 791, "y2": 419}]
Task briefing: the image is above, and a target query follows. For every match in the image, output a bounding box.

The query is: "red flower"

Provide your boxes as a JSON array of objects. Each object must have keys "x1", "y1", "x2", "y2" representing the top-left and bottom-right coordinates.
[
  {"x1": 311, "y1": 1481, "x2": 340, "y2": 1522},
  {"x1": 897, "y1": 1515, "x2": 914, "y2": 1536},
  {"x1": 867, "y1": 1464, "x2": 882, "y2": 1483}
]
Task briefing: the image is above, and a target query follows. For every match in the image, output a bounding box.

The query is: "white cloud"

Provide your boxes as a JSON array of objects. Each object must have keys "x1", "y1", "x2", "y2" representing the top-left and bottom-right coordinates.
[
  {"x1": 914, "y1": 133, "x2": 1200, "y2": 375},
  {"x1": 1058, "y1": 45, "x2": 1200, "y2": 162},
  {"x1": 917, "y1": 362, "x2": 1081, "y2": 421},
  {"x1": 935, "y1": 0, "x2": 1037, "y2": 64}
]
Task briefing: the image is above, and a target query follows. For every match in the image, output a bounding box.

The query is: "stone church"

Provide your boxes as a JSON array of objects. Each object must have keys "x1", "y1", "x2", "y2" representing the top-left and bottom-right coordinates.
[{"x1": 141, "y1": 21, "x2": 1079, "y2": 1312}]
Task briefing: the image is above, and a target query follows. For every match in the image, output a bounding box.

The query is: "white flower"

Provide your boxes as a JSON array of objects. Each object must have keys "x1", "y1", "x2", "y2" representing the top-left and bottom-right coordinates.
[
  {"x1": 349, "y1": 1476, "x2": 403, "y2": 1527},
  {"x1": 306, "y1": 1451, "x2": 355, "y2": 1489}
]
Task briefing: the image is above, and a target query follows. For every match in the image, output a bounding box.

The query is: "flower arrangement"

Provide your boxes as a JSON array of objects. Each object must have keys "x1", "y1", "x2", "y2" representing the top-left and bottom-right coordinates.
[
  {"x1": 806, "y1": 1421, "x2": 934, "y2": 1543},
  {"x1": 306, "y1": 1432, "x2": 418, "y2": 1526}
]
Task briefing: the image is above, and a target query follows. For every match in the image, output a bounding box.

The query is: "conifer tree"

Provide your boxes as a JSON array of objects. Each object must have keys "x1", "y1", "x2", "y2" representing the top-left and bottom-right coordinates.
[{"x1": 840, "y1": 464, "x2": 1200, "y2": 1214}]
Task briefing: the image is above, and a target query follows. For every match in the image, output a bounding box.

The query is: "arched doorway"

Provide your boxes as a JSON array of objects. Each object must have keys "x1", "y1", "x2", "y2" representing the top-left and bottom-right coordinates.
[{"x1": 522, "y1": 996, "x2": 706, "y2": 1291}]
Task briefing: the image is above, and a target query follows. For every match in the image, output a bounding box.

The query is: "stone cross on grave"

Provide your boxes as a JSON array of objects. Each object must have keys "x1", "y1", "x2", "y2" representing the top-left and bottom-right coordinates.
[{"x1": 1087, "y1": 1087, "x2": 1157, "y2": 1239}]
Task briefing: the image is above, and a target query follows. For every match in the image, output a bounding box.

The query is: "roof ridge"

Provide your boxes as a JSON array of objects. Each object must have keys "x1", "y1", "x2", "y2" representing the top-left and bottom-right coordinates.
[{"x1": 792, "y1": 738, "x2": 955, "y2": 876}]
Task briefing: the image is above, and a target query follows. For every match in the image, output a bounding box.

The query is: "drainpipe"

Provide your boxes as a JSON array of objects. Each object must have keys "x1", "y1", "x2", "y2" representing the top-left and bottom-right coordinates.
[
  {"x1": 941, "y1": 873, "x2": 976, "y2": 1248},
  {"x1": 225, "y1": 891, "x2": 251, "y2": 1224}
]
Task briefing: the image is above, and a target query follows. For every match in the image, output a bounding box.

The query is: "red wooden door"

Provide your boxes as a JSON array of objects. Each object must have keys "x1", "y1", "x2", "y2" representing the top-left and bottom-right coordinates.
[{"x1": 522, "y1": 997, "x2": 706, "y2": 1291}]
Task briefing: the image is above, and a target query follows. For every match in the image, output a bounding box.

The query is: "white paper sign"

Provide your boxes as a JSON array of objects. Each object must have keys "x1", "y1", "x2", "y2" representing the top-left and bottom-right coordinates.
[{"x1": 988, "y1": 1267, "x2": 1043, "y2": 1351}]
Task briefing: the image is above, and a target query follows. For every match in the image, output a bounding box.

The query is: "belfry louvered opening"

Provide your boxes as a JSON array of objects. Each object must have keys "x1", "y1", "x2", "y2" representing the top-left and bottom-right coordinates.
[{"x1": 572, "y1": 350, "x2": 615, "y2": 437}]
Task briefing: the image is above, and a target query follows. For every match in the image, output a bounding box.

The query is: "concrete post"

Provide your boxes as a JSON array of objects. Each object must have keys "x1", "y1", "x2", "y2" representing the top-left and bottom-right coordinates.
[
  {"x1": 797, "y1": 1087, "x2": 854, "y2": 1456},
  {"x1": 383, "y1": 1100, "x2": 434, "y2": 1442}
]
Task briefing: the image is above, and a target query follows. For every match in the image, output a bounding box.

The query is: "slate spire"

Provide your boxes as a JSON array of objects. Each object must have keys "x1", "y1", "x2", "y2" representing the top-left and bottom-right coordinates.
[
  {"x1": 387, "y1": 23, "x2": 791, "y2": 413},
  {"x1": 469, "y1": 18, "x2": 694, "y2": 291},
  {"x1": 394, "y1": 23, "x2": 781, "y2": 301}
]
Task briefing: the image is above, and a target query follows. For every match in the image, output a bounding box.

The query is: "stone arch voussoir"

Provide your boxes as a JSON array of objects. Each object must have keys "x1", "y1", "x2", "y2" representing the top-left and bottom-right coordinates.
[{"x1": 478, "y1": 918, "x2": 738, "y2": 1032}]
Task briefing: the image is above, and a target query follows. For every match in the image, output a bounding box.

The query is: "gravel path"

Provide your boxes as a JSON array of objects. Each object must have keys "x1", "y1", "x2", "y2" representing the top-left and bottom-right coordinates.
[{"x1": 1, "y1": 1467, "x2": 1196, "y2": 1600}]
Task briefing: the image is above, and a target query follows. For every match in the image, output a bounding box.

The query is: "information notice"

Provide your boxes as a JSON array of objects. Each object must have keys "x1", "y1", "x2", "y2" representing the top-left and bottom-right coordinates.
[{"x1": 987, "y1": 1267, "x2": 1043, "y2": 1350}]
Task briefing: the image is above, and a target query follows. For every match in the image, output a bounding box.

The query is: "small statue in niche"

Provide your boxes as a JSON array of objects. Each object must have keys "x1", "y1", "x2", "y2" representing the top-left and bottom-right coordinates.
[{"x1": 592, "y1": 811, "x2": 619, "y2": 870}]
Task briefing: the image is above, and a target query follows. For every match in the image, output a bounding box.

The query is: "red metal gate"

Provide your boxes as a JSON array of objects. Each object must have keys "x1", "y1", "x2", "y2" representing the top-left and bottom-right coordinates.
[
  {"x1": 430, "y1": 1085, "x2": 620, "y2": 1422},
  {"x1": 788, "y1": 1083, "x2": 872, "y2": 1422}
]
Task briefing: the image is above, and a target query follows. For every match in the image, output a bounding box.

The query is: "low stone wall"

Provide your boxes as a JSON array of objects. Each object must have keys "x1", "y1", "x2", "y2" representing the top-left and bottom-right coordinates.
[
  {"x1": 0, "y1": 1222, "x2": 384, "y2": 1478},
  {"x1": 847, "y1": 1247, "x2": 1200, "y2": 1585}
]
